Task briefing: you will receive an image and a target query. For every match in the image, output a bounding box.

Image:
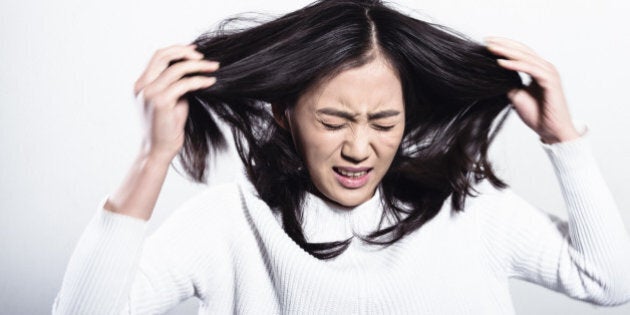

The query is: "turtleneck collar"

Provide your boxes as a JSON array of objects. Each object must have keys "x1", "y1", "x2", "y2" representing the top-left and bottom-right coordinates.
[{"x1": 300, "y1": 187, "x2": 386, "y2": 243}]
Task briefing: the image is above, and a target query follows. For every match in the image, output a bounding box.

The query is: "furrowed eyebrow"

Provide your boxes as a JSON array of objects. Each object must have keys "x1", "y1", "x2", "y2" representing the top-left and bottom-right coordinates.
[
  {"x1": 367, "y1": 110, "x2": 401, "y2": 120},
  {"x1": 316, "y1": 108, "x2": 358, "y2": 121},
  {"x1": 316, "y1": 107, "x2": 401, "y2": 121}
]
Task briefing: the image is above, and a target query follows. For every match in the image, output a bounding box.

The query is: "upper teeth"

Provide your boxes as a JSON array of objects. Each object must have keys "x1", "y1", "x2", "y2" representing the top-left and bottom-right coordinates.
[{"x1": 339, "y1": 169, "x2": 367, "y2": 177}]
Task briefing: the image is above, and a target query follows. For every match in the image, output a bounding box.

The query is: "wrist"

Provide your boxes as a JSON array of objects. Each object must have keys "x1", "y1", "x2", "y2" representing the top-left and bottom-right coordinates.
[
  {"x1": 136, "y1": 148, "x2": 175, "y2": 169},
  {"x1": 106, "y1": 149, "x2": 172, "y2": 221},
  {"x1": 139, "y1": 140, "x2": 178, "y2": 165},
  {"x1": 540, "y1": 127, "x2": 581, "y2": 144}
]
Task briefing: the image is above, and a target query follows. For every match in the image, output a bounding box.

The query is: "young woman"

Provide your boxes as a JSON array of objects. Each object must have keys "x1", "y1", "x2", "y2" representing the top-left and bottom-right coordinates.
[{"x1": 53, "y1": 0, "x2": 630, "y2": 314}]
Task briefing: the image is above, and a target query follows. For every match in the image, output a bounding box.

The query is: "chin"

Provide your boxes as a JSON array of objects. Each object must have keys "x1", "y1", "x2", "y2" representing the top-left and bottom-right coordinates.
[{"x1": 326, "y1": 188, "x2": 375, "y2": 208}]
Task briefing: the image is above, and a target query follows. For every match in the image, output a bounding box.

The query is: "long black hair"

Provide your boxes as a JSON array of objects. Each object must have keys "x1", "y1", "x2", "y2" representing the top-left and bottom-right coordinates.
[{"x1": 177, "y1": 0, "x2": 523, "y2": 259}]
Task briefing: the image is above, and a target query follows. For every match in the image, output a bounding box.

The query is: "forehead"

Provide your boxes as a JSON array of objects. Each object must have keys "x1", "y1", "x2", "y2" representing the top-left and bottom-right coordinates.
[{"x1": 297, "y1": 57, "x2": 404, "y2": 113}]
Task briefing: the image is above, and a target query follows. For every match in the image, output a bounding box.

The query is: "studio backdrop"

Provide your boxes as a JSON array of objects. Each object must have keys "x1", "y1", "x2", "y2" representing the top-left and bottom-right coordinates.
[{"x1": 0, "y1": 0, "x2": 629, "y2": 314}]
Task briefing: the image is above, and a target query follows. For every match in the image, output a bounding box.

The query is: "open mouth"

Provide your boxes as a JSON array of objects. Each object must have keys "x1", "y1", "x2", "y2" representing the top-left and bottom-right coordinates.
[
  {"x1": 333, "y1": 167, "x2": 370, "y2": 178},
  {"x1": 333, "y1": 167, "x2": 373, "y2": 188}
]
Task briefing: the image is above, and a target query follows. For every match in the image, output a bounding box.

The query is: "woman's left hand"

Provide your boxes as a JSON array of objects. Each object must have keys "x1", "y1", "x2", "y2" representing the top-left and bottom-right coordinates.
[{"x1": 484, "y1": 36, "x2": 581, "y2": 144}]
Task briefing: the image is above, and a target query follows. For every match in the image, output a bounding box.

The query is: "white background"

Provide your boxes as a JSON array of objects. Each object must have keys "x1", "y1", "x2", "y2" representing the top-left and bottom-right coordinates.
[{"x1": 1, "y1": 0, "x2": 629, "y2": 314}]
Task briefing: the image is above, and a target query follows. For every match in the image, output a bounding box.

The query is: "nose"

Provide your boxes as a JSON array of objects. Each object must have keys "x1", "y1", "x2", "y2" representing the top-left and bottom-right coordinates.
[{"x1": 341, "y1": 126, "x2": 371, "y2": 164}]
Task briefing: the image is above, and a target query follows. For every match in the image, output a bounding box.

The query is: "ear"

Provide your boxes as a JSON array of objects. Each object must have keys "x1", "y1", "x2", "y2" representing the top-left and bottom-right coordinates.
[{"x1": 271, "y1": 103, "x2": 289, "y2": 130}]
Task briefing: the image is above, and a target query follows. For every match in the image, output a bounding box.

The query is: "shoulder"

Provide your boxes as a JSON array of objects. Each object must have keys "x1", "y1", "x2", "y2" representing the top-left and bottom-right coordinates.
[
  {"x1": 465, "y1": 178, "x2": 540, "y2": 210},
  {"x1": 462, "y1": 179, "x2": 514, "y2": 212},
  {"x1": 180, "y1": 181, "x2": 243, "y2": 213},
  {"x1": 150, "y1": 182, "x2": 246, "y2": 240},
  {"x1": 139, "y1": 182, "x2": 248, "y2": 288},
  {"x1": 465, "y1": 179, "x2": 555, "y2": 231}
]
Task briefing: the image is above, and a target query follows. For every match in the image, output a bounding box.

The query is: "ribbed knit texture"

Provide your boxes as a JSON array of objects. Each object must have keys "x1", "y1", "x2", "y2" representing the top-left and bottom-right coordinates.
[{"x1": 53, "y1": 122, "x2": 630, "y2": 314}]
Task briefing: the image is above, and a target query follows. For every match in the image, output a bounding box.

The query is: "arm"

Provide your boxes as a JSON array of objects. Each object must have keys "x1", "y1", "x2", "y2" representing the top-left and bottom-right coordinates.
[
  {"x1": 51, "y1": 150, "x2": 168, "y2": 314},
  {"x1": 103, "y1": 149, "x2": 172, "y2": 221},
  {"x1": 52, "y1": 169, "x2": 227, "y2": 314},
  {"x1": 52, "y1": 196, "x2": 148, "y2": 314},
  {"x1": 53, "y1": 43, "x2": 221, "y2": 313},
  {"x1": 476, "y1": 126, "x2": 630, "y2": 306}
]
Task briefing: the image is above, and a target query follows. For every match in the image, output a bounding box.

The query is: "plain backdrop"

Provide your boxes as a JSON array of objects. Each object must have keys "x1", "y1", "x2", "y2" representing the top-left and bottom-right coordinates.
[{"x1": 1, "y1": 0, "x2": 629, "y2": 314}]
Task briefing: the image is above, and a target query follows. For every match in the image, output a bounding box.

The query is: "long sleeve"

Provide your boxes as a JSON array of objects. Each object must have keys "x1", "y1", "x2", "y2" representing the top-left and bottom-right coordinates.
[
  {"x1": 476, "y1": 123, "x2": 630, "y2": 306},
  {"x1": 52, "y1": 188, "x2": 228, "y2": 314},
  {"x1": 52, "y1": 196, "x2": 148, "y2": 314}
]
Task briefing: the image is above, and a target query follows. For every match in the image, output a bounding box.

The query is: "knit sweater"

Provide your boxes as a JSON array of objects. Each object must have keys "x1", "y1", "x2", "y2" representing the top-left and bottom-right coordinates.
[{"x1": 53, "y1": 123, "x2": 630, "y2": 314}]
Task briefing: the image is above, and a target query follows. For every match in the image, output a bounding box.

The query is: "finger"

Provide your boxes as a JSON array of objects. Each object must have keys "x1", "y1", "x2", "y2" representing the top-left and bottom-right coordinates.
[
  {"x1": 134, "y1": 44, "x2": 204, "y2": 95},
  {"x1": 508, "y1": 88, "x2": 536, "y2": 107},
  {"x1": 484, "y1": 36, "x2": 537, "y2": 56},
  {"x1": 153, "y1": 76, "x2": 217, "y2": 109},
  {"x1": 507, "y1": 88, "x2": 540, "y2": 122},
  {"x1": 496, "y1": 59, "x2": 558, "y2": 88},
  {"x1": 485, "y1": 38, "x2": 537, "y2": 59},
  {"x1": 485, "y1": 42, "x2": 551, "y2": 72},
  {"x1": 485, "y1": 37, "x2": 559, "y2": 75},
  {"x1": 146, "y1": 59, "x2": 220, "y2": 95},
  {"x1": 135, "y1": 44, "x2": 203, "y2": 95}
]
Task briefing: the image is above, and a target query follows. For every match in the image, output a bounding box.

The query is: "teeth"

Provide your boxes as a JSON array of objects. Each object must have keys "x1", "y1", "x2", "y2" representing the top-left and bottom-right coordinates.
[{"x1": 338, "y1": 169, "x2": 367, "y2": 177}]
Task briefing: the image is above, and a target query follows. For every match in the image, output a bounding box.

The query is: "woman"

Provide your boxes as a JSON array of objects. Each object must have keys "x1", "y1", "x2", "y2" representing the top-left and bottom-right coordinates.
[{"x1": 53, "y1": 0, "x2": 630, "y2": 314}]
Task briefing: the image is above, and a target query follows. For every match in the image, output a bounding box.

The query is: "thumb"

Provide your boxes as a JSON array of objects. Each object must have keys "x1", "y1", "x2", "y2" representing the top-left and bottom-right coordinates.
[
  {"x1": 506, "y1": 88, "x2": 541, "y2": 130},
  {"x1": 507, "y1": 88, "x2": 537, "y2": 113},
  {"x1": 173, "y1": 99, "x2": 190, "y2": 131}
]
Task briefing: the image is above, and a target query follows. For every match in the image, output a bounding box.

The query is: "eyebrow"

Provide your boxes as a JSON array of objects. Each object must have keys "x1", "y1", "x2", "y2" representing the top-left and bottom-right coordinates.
[{"x1": 316, "y1": 108, "x2": 401, "y2": 121}]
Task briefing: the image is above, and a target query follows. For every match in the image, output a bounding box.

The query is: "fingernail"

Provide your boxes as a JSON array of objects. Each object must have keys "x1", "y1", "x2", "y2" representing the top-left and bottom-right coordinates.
[{"x1": 507, "y1": 88, "x2": 518, "y2": 98}]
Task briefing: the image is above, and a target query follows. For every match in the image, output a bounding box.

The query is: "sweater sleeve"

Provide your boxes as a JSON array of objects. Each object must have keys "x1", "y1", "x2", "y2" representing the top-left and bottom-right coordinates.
[
  {"x1": 52, "y1": 188, "x2": 228, "y2": 314},
  {"x1": 476, "y1": 122, "x2": 630, "y2": 306}
]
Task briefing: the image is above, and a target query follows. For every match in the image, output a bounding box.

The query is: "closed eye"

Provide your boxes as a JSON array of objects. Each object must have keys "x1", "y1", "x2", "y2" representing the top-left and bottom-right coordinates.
[
  {"x1": 372, "y1": 124, "x2": 395, "y2": 131},
  {"x1": 321, "y1": 122, "x2": 345, "y2": 130}
]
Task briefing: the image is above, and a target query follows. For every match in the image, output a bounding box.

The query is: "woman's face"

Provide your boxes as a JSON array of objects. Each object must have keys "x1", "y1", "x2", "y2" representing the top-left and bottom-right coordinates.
[{"x1": 283, "y1": 56, "x2": 405, "y2": 207}]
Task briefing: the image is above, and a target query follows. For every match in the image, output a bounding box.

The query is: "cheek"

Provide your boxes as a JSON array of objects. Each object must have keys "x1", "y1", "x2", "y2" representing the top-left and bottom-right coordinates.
[
  {"x1": 376, "y1": 131, "x2": 404, "y2": 155},
  {"x1": 298, "y1": 129, "x2": 343, "y2": 165}
]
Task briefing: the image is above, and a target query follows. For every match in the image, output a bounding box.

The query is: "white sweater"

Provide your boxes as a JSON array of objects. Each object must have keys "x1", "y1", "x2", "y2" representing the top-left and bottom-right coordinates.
[{"x1": 53, "y1": 124, "x2": 630, "y2": 314}]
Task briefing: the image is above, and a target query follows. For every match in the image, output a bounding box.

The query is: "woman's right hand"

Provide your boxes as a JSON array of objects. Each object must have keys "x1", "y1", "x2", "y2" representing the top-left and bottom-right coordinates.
[{"x1": 133, "y1": 44, "x2": 219, "y2": 163}]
